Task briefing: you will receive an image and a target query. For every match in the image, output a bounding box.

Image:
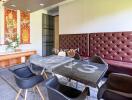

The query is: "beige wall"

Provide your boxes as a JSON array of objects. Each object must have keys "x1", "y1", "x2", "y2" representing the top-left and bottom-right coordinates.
[
  {"x1": 54, "y1": 16, "x2": 59, "y2": 49},
  {"x1": 0, "y1": 3, "x2": 47, "y2": 55},
  {"x1": 59, "y1": 0, "x2": 132, "y2": 34}
]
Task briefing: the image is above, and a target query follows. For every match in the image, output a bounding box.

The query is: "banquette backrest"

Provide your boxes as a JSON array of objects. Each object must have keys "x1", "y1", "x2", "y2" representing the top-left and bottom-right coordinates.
[
  {"x1": 59, "y1": 34, "x2": 89, "y2": 57},
  {"x1": 89, "y1": 32, "x2": 132, "y2": 63},
  {"x1": 59, "y1": 32, "x2": 132, "y2": 63}
]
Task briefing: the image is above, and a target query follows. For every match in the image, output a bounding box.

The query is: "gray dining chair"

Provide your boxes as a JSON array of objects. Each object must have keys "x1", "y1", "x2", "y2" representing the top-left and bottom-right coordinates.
[
  {"x1": 9, "y1": 63, "x2": 45, "y2": 100},
  {"x1": 45, "y1": 76, "x2": 89, "y2": 100},
  {"x1": 89, "y1": 55, "x2": 108, "y2": 66}
]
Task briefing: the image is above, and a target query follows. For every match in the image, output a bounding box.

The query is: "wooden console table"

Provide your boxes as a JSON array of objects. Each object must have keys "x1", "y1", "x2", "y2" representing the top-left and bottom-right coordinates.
[{"x1": 0, "y1": 50, "x2": 36, "y2": 68}]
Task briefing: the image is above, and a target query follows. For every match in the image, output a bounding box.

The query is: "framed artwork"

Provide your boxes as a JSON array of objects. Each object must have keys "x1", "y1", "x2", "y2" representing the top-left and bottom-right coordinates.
[
  {"x1": 20, "y1": 11, "x2": 30, "y2": 44},
  {"x1": 4, "y1": 8, "x2": 17, "y2": 44}
]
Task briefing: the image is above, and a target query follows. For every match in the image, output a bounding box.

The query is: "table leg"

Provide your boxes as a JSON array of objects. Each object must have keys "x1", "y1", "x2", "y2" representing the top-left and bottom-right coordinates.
[{"x1": 85, "y1": 85, "x2": 90, "y2": 96}]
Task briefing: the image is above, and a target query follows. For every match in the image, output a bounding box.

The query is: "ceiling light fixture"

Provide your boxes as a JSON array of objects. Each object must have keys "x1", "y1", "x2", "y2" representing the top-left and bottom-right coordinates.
[
  {"x1": 10, "y1": 4, "x2": 16, "y2": 7},
  {"x1": 40, "y1": 3, "x2": 44, "y2": 6}
]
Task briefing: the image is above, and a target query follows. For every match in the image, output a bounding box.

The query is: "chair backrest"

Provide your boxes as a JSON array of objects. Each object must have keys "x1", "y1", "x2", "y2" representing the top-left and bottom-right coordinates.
[
  {"x1": 107, "y1": 73, "x2": 132, "y2": 93},
  {"x1": 47, "y1": 87, "x2": 68, "y2": 100},
  {"x1": 29, "y1": 63, "x2": 43, "y2": 73},
  {"x1": 10, "y1": 66, "x2": 33, "y2": 78},
  {"x1": 45, "y1": 76, "x2": 69, "y2": 100},
  {"x1": 89, "y1": 55, "x2": 107, "y2": 65},
  {"x1": 28, "y1": 54, "x2": 44, "y2": 69}
]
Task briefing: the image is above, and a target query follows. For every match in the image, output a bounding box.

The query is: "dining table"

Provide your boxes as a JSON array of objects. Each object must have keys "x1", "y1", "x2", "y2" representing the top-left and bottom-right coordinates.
[
  {"x1": 53, "y1": 60, "x2": 108, "y2": 88},
  {"x1": 29, "y1": 55, "x2": 74, "y2": 75},
  {"x1": 30, "y1": 55, "x2": 108, "y2": 89}
]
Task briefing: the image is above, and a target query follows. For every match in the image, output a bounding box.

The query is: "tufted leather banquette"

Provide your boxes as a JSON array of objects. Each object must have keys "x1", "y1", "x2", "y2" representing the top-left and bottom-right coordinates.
[
  {"x1": 59, "y1": 32, "x2": 132, "y2": 75},
  {"x1": 89, "y1": 32, "x2": 132, "y2": 75},
  {"x1": 89, "y1": 32, "x2": 132, "y2": 63},
  {"x1": 59, "y1": 34, "x2": 89, "y2": 57}
]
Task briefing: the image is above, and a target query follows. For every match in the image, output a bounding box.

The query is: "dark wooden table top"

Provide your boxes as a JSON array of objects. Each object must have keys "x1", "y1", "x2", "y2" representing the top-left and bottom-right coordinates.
[{"x1": 53, "y1": 60, "x2": 108, "y2": 87}]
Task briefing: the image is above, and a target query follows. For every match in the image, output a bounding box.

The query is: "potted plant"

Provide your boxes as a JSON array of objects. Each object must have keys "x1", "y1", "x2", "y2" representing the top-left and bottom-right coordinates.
[{"x1": 6, "y1": 36, "x2": 21, "y2": 52}]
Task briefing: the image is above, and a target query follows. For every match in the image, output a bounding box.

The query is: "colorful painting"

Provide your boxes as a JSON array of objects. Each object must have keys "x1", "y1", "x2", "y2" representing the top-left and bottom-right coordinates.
[
  {"x1": 4, "y1": 8, "x2": 17, "y2": 44},
  {"x1": 20, "y1": 11, "x2": 30, "y2": 44}
]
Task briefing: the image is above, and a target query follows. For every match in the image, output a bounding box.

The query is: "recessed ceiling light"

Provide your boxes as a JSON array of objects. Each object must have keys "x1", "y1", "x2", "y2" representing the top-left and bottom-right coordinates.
[
  {"x1": 40, "y1": 3, "x2": 44, "y2": 6},
  {"x1": 10, "y1": 4, "x2": 16, "y2": 7}
]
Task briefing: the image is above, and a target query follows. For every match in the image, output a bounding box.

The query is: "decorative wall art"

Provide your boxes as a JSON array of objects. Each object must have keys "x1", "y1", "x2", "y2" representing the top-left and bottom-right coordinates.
[
  {"x1": 4, "y1": 8, "x2": 17, "y2": 44},
  {"x1": 20, "y1": 11, "x2": 30, "y2": 44}
]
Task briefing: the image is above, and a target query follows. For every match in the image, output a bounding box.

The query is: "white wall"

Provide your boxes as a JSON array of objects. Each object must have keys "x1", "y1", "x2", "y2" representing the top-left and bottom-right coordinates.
[
  {"x1": 59, "y1": 0, "x2": 132, "y2": 34},
  {"x1": 0, "y1": 3, "x2": 47, "y2": 55}
]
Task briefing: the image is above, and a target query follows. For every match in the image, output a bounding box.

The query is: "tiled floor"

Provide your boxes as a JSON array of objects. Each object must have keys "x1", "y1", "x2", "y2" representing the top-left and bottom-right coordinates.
[{"x1": 0, "y1": 68, "x2": 106, "y2": 100}]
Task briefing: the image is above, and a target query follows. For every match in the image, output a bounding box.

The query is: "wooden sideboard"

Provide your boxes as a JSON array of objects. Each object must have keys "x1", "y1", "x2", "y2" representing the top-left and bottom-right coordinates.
[{"x1": 0, "y1": 50, "x2": 36, "y2": 68}]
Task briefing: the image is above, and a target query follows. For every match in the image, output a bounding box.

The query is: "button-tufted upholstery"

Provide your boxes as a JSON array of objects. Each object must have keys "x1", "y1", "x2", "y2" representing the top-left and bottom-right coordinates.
[
  {"x1": 59, "y1": 32, "x2": 132, "y2": 75},
  {"x1": 89, "y1": 32, "x2": 132, "y2": 63},
  {"x1": 59, "y1": 34, "x2": 89, "y2": 57}
]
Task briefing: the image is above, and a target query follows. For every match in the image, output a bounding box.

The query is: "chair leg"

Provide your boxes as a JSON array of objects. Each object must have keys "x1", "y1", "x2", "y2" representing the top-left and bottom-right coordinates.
[
  {"x1": 15, "y1": 89, "x2": 22, "y2": 100},
  {"x1": 43, "y1": 72, "x2": 48, "y2": 79},
  {"x1": 24, "y1": 89, "x2": 28, "y2": 100},
  {"x1": 41, "y1": 70, "x2": 48, "y2": 79},
  {"x1": 36, "y1": 86, "x2": 45, "y2": 100},
  {"x1": 33, "y1": 87, "x2": 36, "y2": 93},
  {"x1": 41, "y1": 69, "x2": 45, "y2": 75}
]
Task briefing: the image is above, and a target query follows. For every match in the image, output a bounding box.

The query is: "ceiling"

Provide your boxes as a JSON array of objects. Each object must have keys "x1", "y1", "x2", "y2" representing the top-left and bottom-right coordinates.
[{"x1": 2, "y1": 0, "x2": 66, "y2": 12}]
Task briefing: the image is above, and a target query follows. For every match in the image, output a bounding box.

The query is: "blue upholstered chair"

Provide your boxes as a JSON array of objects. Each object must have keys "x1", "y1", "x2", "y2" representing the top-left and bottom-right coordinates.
[{"x1": 9, "y1": 64, "x2": 45, "y2": 100}]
